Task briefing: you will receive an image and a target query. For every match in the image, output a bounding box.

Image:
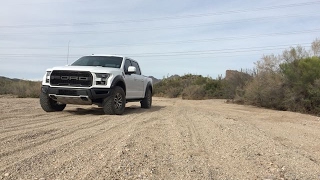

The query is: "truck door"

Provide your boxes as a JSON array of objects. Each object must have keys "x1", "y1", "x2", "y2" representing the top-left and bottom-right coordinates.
[
  {"x1": 131, "y1": 61, "x2": 144, "y2": 98},
  {"x1": 124, "y1": 59, "x2": 135, "y2": 98}
]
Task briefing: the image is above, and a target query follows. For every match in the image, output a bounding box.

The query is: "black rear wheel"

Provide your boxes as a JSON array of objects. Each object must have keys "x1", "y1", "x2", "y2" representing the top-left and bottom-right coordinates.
[{"x1": 141, "y1": 88, "x2": 152, "y2": 109}]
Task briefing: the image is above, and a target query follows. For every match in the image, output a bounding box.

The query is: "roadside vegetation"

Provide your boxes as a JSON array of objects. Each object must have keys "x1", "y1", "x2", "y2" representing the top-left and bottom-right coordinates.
[
  {"x1": 0, "y1": 77, "x2": 41, "y2": 98},
  {"x1": 154, "y1": 74, "x2": 225, "y2": 100},
  {"x1": 153, "y1": 71, "x2": 252, "y2": 100},
  {"x1": 154, "y1": 39, "x2": 320, "y2": 115},
  {"x1": 235, "y1": 39, "x2": 320, "y2": 115}
]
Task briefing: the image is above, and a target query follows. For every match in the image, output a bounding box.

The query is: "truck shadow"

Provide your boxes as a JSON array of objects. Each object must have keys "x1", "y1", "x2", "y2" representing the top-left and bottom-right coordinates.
[
  {"x1": 124, "y1": 105, "x2": 165, "y2": 115},
  {"x1": 65, "y1": 105, "x2": 165, "y2": 115}
]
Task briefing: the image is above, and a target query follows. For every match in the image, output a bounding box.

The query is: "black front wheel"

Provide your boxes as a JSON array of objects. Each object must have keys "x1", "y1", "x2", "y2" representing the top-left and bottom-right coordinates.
[
  {"x1": 40, "y1": 92, "x2": 66, "y2": 112},
  {"x1": 103, "y1": 86, "x2": 126, "y2": 115}
]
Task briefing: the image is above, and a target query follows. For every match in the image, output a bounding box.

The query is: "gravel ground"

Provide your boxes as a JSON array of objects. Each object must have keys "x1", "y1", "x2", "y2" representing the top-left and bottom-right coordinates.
[{"x1": 0, "y1": 97, "x2": 320, "y2": 179}]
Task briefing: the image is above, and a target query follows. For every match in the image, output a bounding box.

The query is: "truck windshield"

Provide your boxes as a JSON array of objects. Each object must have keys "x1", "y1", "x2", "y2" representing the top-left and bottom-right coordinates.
[{"x1": 71, "y1": 56, "x2": 123, "y2": 68}]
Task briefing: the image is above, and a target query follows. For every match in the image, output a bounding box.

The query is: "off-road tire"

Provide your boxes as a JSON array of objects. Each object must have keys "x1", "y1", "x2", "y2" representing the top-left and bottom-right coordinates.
[
  {"x1": 141, "y1": 88, "x2": 152, "y2": 109},
  {"x1": 103, "y1": 86, "x2": 126, "y2": 115},
  {"x1": 40, "y1": 92, "x2": 66, "y2": 112}
]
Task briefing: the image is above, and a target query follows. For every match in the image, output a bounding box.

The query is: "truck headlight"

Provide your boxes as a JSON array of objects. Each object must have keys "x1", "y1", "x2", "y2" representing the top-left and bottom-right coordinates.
[
  {"x1": 96, "y1": 73, "x2": 109, "y2": 79},
  {"x1": 95, "y1": 73, "x2": 110, "y2": 85},
  {"x1": 45, "y1": 71, "x2": 51, "y2": 83}
]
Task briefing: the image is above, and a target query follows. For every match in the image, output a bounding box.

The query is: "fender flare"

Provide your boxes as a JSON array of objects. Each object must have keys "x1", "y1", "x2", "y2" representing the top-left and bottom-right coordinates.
[
  {"x1": 145, "y1": 81, "x2": 153, "y2": 95},
  {"x1": 111, "y1": 75, "x2": 126, "y2": 93}
]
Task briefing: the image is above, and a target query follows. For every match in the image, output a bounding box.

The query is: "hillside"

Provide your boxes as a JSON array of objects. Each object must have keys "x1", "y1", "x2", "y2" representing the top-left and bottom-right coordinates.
[
  {"x1": 148, "y1": 76, "x2": 161, "y2": 84},
  {"x1": 0, "y1": 76, "x2": 41, "y2": 98}
]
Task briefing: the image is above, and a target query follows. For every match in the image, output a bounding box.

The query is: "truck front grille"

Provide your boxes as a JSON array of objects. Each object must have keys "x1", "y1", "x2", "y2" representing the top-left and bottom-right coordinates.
[{"x1": 50, "y1": 70, "x2": 93, "y2": 87}]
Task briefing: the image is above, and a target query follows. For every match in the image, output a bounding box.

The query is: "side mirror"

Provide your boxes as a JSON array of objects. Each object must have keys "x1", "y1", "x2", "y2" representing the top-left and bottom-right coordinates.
[{"x1": 127, "y1": 66, "x2": 136, "y2": 74}]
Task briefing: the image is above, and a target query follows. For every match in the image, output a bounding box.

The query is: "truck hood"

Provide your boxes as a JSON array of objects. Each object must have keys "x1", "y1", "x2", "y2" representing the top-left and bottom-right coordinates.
[{"x1": 47, "y1": 66, "x2": 120, "y2": 73}]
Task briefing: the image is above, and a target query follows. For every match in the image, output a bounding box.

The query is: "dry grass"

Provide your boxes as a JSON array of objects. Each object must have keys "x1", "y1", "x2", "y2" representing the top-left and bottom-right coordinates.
[{"x1": 0, "y1": 77, "x2": 41, "y2": 98}]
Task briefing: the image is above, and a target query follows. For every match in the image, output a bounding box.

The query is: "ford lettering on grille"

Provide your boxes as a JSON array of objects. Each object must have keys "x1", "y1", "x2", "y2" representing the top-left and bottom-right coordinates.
[
  {"x1": 57, "y1": 76, "x2": 89, "y2": 81},
  {"x1": 50, "y1": 71, "x2": 92, "y2": 87}
]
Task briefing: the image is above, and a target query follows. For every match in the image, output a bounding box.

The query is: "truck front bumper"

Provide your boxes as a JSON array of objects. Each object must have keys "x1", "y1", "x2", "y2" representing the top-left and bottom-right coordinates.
[{"x1": 41, "y1": 85, "x2": 113, "y2": 105}]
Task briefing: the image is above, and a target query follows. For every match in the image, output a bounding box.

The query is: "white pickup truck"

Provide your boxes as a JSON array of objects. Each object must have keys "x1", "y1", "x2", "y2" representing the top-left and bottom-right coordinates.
[{"x1": 40, "y1": 55, "x2": 153, "y2": 115}]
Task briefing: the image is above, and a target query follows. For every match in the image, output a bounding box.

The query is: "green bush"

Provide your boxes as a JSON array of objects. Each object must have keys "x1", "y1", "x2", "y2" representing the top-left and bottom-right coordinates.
[
  {"x1": 153, "y1": 39, "x2": 320, "y2": 115},
  {"x1": 154, "y1": 74, "x2": 226, "y2": 99},
  {"x1": 280, "y1": 56, "x2": 320, "y2": 113},
  {"x1": 238, "y1": 40, "x2": 320, "y2": 115}
]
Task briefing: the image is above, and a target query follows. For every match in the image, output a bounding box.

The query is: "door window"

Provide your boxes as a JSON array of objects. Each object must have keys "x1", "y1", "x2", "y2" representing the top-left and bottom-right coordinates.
[
  {"x1": 124, "y1": 59, "x2": 132, "y2": 73},
  {"x1": 131, "y1": 61, "x2": 141, "y2": 75}
]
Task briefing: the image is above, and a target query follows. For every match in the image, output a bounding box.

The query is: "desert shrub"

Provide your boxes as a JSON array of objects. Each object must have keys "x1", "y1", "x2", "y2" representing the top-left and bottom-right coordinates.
[
  {"x1": 242, "y1": 72, "x2": 285, "y2": 109},
  {"x1": 153, "y1": 74, "x2": 226, "y2": 99},
  {"x1": 166, "y1": 87, "x2": 182, "y2": 98},
  {"x1": 181, "y1": 85, "x2": 206, "y2": 100},
  {"x1": 204, "y1": 79, "x2": 225, "y2": 98},
  {"x1": 311, "y1": 38, "x2": 320, "y2": 56},
  {"x1": 153, "y1": 75, "x2": 183, "y2": 98},
  {"x1": 235, "y1": 54, "x2": 286, "y2": 109},
  {"x1": 307, "y1": 79, "x2": 320, "y2": 114},
  {"x1": 238, "y1": 40, "x2": 320, "y2": 115},
  {"x1": 153, "y1": 38, "x2": 320, "y2": 115}
]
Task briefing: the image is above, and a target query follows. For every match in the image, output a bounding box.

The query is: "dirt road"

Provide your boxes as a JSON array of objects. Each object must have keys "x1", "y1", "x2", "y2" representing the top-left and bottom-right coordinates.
[{"x1": 0, "y1": 97, "x2": 320, "y2": 179}]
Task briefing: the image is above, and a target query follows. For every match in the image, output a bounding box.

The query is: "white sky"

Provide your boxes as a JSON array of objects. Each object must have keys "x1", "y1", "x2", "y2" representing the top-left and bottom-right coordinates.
[{"x1": 0, "y1": 0, "x2": 319, "y2": 80}]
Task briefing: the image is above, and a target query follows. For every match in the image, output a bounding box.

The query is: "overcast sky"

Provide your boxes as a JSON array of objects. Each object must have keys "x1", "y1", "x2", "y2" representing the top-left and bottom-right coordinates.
[{"x1": 0, "y1": 0, "x2": 319, "y2": 80}]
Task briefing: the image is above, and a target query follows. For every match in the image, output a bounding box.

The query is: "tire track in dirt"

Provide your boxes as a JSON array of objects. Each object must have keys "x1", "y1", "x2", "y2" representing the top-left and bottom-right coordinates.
[
  {"x1": 0, "y1": 109, "x2": 151, "y2": 179},
  {"x1": 0, "y1": 114, "x2": 75, "y2": 140},
  {"x1": 1, "y1": 97, "x2": 320, "y2": 179},
  {"x1": 0, "y1": 117, "x2": 109, "y2": 168},
  {"x1": 178, "y1": 100, "x2": 320, "y2": 179},
  {"x1": 175, "y1": 107, "x2": 215, "y2": 179},
  {"x1": 1, "y1": 113, "x2": 70, "y2": 131},
  {"x1": 0, "y1": 107, "x2": 103, "y2": 136},
  {"x1": 80, "y1": 102, "x2": 181, "y2": 179},
  {"x1": 52, "y1": 112, "x2": 154, "y2": 179}
]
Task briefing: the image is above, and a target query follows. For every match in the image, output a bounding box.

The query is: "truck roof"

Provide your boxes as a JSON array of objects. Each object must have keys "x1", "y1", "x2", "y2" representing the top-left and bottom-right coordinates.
[
  {"x1": 88, "y1": 54, "x2": 138, "y2": 63},
  {"x1": 89, "y1": 54, "x2": 125, "y2": 58}
]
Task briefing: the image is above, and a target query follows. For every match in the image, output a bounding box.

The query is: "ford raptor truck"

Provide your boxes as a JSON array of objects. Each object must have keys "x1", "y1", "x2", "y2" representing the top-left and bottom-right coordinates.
[{"x1": 40, "y1": 55, "x2": 153, "y2": 115}]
